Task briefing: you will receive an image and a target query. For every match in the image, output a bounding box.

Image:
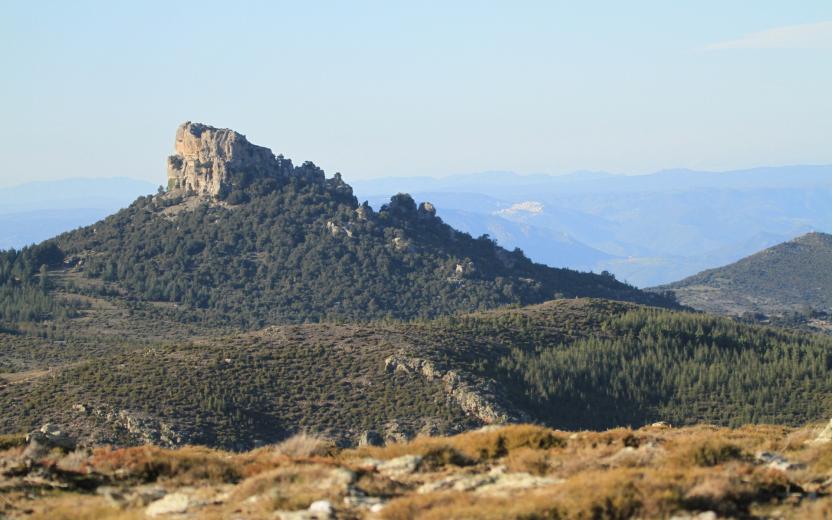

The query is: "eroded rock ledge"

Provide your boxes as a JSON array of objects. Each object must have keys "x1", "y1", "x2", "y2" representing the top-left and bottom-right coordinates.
[
  {"x1": 384, "y1": 354, "x2": 530, "y2": 425},
  {"x1": 166, "y1": 122, "x2": 277, "y2": 197}
]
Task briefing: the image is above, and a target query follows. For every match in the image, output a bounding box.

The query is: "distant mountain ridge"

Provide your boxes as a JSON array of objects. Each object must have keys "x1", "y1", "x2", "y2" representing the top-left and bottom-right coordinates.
[
  {"x1": 352, "y1": 165, "x2": 832, "y2": 286},
  {"x1": 5, "y1": 165, "x2": 831, "y2": 286},
  {"x1": 0, "y1": 177, "x2": 156, "y2": 250},
  {"x1": 656, "y1": 232, "x2": 832, "y2": 316}
]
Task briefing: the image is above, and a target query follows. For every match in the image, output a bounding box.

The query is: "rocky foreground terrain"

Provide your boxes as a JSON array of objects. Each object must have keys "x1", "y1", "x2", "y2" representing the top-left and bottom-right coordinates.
[{"x1": 5, "y1": 421, "x2": 832, "y2": 519}]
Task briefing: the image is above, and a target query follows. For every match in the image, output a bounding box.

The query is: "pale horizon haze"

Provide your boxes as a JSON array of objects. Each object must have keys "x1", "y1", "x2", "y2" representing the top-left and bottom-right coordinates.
[{"x1": 1, "y1": 1, "x2": 831, "y2": 188}]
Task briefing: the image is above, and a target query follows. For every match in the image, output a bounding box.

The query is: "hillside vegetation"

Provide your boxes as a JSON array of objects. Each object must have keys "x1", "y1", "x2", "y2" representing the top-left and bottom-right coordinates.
[
  {"x1": 658, "y1": 232, "x2": 832, "y2": 317},
  {"x1": 0, "y1": 148, "x2": 673, "y2": 330},
  {"x1": 3, "y1": 299, "x2": 832, "y2": 450}
]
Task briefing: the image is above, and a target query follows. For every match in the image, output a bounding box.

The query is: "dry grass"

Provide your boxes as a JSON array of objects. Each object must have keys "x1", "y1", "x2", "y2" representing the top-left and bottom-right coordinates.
[
  {"x1": 0, "y1": 432, "x2": 27, "y2": 451},
  {"x1": 352, "y1": 424, "x2": 565, "y2": 463},
  {"x1": 228, "y1": 462, "x2": 352, "y2": 513},
  {"x1": 6, "y1": 422, "x2": 832, "y2": 519},
  {"x1": 90, "y1": 445, "x2": 241, "y2": 484},
  {"x1": 270, "y1": 432, "x2": 335, "y2": 458},
  {"x1": 380, "y1": 472, "x2": 645, "y2": 520},
  {"x1": 26, "y1": 495, "x2": 145, "y2": 520}
]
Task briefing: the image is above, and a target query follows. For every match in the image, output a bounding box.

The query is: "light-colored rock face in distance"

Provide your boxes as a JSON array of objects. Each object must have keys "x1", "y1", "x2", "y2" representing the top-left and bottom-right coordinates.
[{"x1": 166, "y1": 122, "x2": 275, "y2": 197}]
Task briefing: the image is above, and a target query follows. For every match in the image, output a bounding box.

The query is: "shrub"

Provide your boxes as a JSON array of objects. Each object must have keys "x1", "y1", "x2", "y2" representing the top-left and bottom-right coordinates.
[
  {"x1": 685, "y1": 441, "x2": 748, "y2": 467},
  {"x1": 0, "y1": 432, "x2": 27, "y2": 451},
  {"x1": 271, "y1": 433, "x2": 334, "y2": 458},
  {"x1": 90, "y1": 445, "x2": 241, "y2": 484}
]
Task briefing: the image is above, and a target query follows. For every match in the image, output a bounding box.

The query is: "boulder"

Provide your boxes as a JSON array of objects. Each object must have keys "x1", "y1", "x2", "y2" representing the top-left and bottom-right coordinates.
[
  {"x1": 358, "y1": 430, "x2": 384, "y2": 447},
  {"x1": 145, "y1": 492, "x2": 193, "y2": 517},
  {"x1": 23, "y1": 423, "x2": 76, "y2": 459},
  {"x1": 377, "y1": 455, "x2": 422, "y2": 477}
]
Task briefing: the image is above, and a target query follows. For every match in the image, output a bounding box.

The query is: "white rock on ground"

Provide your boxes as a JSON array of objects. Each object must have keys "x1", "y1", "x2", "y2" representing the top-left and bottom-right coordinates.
[
  {"x1": 308, "y1": 500, "x2": 334, "y2": 515},
  {"x1": 812, "y1": 419, "x2": 832, "y2": 444},
  {"x1": 377, "y1": 454, "x2": 422, "y2": 477},
  {"x1": 145, "y1": 492, "x2": 193, "y2": 517},
  {"x1": 756, "y1": 451, "x2": 806, "y2": 471}
]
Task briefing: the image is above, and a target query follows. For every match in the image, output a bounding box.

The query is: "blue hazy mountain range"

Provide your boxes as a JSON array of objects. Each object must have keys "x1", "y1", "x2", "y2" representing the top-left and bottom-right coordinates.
[
  {"x1": 353, "y1": 165, "x2": 832, "y2": 287},
  {"x1": 0, "y1": 178, "x2": 157, "y2": 250},
  {"x1": 1, "y1": 166, "x2": 830, "y2": 286}
]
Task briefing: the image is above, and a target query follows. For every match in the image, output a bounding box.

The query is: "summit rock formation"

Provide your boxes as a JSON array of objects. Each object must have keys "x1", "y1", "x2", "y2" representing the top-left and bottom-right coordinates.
[{"x1": 166, "y1": 122, "x2": 277, "y2": 197}]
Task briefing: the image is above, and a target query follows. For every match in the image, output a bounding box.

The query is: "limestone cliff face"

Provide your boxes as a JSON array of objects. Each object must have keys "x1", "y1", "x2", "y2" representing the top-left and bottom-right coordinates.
[{"x1": 166, "y1": 122, "x2": 276, "y2": 197}]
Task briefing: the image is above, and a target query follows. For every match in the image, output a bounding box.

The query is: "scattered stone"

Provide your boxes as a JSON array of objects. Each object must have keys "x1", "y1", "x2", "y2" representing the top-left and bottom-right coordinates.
[
  {"x1": 377, "y1": 455, "x2": 422, "y2": 477},
  {"x1": 756, "y1": 451, "x2": 806, "y2": 471},
  {"x1": 418, "y1": 473, "x2": 494, "y2": 494},
  {"x1": 275, "y1": 506, "x2": 333, "y2": 520},
  {"x1": 650, "y1": 421, "x2": 671, "y2": 429},
  {"x1": 96, "y1": 486, "x2": 126, "y2": 507},
  {"x1": 98, "y1": 485, "x2": 167, "y2": 508},
  {"x1": 670, "y1": 512, "x2": 717, "y2": 520},
  {"x1": 308, "y1": 500, "x2": 334, "y2": 516},
  {"x1": 606, "y1": 444, "x2": 662, "y2": 467},
  {"x1": 475, "y1": 471, "x2": 562, "y2": 497},
  {"x1": 343, "y1": 494, "x2": 385, "y2": 510},
  {"x1": 146, "y1": 492, "x2": 194, "y2": 516},
  {"x1": 417, "y1": 467, "x2": 561, "y2": 496},
  {"x1": 811, "y1": 418, "x2": 832, "y2": 444},
  {"x1": 356, "y1": 457, "x2": 382, "y2": 471},
  {"x1": 321, "y1": 468, "x2": 356, "y2": 490}
]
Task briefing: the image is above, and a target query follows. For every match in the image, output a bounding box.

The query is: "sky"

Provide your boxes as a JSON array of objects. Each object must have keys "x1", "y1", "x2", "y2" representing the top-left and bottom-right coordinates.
[{"x1": 1, "y1": 1, "x2": 831, "y2": 188}]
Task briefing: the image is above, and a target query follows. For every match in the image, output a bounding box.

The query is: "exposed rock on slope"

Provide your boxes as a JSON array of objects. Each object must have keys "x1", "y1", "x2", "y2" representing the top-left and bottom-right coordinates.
[
  {"x1": 166, "y1": 122, "x2": 277, "y2": 197},
  {"x1": 384, "y1": 354, "x2": 530, "y2": 425}
]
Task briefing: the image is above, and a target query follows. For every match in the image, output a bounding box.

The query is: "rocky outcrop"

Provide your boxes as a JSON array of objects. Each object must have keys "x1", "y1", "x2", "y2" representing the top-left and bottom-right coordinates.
[
  {"x1": 357, "y1": 430, "x2": 384, "y2": 447},
  {"x1": 71, "y1": 404, "x2": 193, "y2": 448},
  {"x1": 23, "y1": 423, "x2": 76, "y2": 459},
  {"x1": 418, "y1": 202, "x2": 436, "y2": 218},
  {"x1": 326, "y1": 172, "x2": 353, "y2": 197},
  {"x1": 166, "y1": 122, "x2": 277, "y2": 197},
  {"x1": 384, "y1": 355, "x2": 529, "y2": 425}
]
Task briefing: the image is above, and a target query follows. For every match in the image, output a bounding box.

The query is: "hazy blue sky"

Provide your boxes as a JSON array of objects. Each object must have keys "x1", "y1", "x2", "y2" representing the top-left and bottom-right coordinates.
[{"x1": 2, "y1": 1, "x2": 831, "y2": 187}]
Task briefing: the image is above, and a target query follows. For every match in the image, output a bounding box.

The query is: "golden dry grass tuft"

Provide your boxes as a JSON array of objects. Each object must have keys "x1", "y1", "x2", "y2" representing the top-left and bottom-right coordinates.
[
  {"x1": 353, "y1": 424, "x2": 565, "y2": 463},
  {"x1": 90, "y1": 445, "x2": 240, "y2": 484},
  {"x1": 270, "y1": 432, "x2": 335, "y2": 458},
  {"x1": 0, "y1": 432, "x2": 27, "y2": 451},
  {"x1": 26, "y1": 495, "x2": 145, "y2": 520},
  {"x1": 228, "y1": 462, "x2": 352, "y2": 513},
  {"x1": 6, "y1": 422, "x2": 832, "y2": 519}
]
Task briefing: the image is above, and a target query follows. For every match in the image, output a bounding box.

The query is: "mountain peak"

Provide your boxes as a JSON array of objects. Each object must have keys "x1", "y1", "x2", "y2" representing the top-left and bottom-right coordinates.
[{"x1": 166, "y1": 122, "x2": 276, "y2": 197}]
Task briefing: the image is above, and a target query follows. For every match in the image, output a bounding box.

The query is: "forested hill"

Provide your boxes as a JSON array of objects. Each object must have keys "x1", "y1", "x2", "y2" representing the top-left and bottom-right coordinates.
[
  {"x1": 3, "y1": 298, "x2": 831, "y2": 449},
  {"x1": 656, "y1": 232, "x2": 832, "y2": 317},
  {"x1": 0, "y1": 122, "x2": 675, "y2": 327}
]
